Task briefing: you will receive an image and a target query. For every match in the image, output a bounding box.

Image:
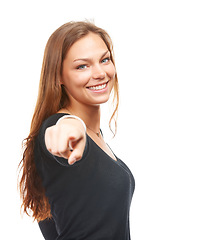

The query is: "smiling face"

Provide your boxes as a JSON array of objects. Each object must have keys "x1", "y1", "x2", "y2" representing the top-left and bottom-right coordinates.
[{"x1": 61, "y1": 32, "x2": 116, "y2": 111}]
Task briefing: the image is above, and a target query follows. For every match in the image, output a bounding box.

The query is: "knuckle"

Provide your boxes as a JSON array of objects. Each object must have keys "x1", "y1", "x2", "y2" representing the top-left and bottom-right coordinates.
[
  {"x1": 58, "y1": 148, "x2": 68, "y2": 156},
  {"x1": 47, "y1": 147, "x2": 52, "y2": 153},
  {"x1": 75, "y1": 152, "x2": 83, "y2": 161},
  {"x1": 77, "y1": 155, "x2": 83, "y2": 160},
  {"x1": 51, "y1": 149, "x2": 58, "y2": 155}
]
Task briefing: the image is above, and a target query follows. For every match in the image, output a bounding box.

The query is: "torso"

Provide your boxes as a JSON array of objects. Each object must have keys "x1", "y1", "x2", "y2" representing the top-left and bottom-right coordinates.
[
  {"x1": 36, "y1": 113, "x2": 135, "y2": 240},
  {"x1": 86, "y1": 130, "x2": 117, "y2": 161}
]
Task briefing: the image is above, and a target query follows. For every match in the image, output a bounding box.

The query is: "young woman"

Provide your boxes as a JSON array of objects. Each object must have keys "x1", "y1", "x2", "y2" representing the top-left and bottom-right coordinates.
[{"x1": 19, "y1": 21, "x2": 135, "y2": 240}]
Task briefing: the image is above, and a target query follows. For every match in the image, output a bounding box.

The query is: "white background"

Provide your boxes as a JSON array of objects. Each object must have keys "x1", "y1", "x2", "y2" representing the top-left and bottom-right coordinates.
[{"x1": 0, "y1": 0, "x2": 211, "y2": 239}]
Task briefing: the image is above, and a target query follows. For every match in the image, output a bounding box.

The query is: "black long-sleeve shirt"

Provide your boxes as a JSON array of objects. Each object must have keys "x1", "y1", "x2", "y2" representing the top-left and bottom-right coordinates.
[{"x1": 34, "y1": 113, "x2": 135, "y2": 240}]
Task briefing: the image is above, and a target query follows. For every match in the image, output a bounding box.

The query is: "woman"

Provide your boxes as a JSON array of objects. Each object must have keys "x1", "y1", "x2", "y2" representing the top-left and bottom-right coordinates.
[{"x1": 19, "y1": 21, "x2": 135, "y2": 240}]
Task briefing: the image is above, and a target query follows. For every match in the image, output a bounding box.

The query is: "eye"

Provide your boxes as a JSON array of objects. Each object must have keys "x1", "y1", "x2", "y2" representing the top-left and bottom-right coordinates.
[
  {"x1": 76, "y1": 64, "x2": 87, "y2": 70},
  {"x1": 101, "y1": 57, "x2": 110, "y2": 64}
]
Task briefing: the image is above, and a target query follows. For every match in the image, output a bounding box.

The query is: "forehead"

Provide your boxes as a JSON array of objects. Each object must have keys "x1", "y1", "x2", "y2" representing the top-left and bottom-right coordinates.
[{"x1": 66, "y1": 33, "x2": 108, "y2": 60}]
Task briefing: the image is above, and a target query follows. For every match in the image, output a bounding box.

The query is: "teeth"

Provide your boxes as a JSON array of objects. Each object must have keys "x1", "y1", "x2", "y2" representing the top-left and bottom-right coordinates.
[{"x1": 89, "y1": 83, "x2": 106, "y2": 90}]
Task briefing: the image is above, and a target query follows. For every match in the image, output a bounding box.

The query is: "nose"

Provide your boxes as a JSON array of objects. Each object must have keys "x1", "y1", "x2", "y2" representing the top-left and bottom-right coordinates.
[{"x1": 91, "y1": 64, "x2": 106, "y2": 80}]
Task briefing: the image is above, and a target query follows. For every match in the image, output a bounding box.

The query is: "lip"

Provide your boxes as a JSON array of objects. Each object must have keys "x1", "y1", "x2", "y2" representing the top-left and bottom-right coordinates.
[
  {"x1": 86, "y1": 81, "x2": 108, "y2": 88},
  {"x1": 86, "y1": 81, "x2": 109, "y2": 93}
]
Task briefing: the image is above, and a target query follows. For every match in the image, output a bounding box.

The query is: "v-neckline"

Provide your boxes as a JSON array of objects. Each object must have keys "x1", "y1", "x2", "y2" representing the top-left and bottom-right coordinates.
[{"x1": 86, "y1": 134, "x2": 118, "y2": 162}]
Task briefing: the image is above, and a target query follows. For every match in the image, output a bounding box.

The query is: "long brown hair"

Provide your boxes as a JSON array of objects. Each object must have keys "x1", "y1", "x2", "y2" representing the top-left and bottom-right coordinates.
[{"x1": 18, "y1": 21, "x2": 119, "y2": 222}]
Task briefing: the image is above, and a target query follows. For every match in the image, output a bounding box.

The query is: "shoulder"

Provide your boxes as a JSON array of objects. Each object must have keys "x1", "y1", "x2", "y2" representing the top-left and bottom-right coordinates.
[{"x1": 42, "y1": 113, "x2": 70, "y2": 129}]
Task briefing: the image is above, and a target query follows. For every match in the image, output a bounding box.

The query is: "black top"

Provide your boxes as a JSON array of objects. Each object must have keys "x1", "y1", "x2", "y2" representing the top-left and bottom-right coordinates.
[{"x1": 34, "y1": 113, "x2": 135, "y2": 240}]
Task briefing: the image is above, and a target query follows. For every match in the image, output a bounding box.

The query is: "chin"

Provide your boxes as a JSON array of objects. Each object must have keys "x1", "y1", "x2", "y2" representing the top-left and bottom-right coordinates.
[{"x1": 92, "y1": 98, "x2": 110, "y2": 106}]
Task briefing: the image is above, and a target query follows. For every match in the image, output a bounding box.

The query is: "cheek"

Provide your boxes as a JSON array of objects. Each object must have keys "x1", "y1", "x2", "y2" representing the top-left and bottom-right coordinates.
[
  {"x1": 107, "y1": 64, "x2": 116, "y2": 80},
  {"x1": 64, "y1": 71, "x2": 90, "y2": 88}
]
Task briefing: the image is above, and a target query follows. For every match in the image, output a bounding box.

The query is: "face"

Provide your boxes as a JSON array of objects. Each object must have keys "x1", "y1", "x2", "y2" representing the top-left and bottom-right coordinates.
[{"x1": 61, "y1": 33, "x2": 116, "y2": 109}]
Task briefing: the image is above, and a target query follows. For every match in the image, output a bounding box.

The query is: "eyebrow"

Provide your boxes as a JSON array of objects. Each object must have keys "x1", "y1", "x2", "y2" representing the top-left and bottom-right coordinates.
[{"x1": 73, "y1": 50, "x2": 109, "y2": 62}]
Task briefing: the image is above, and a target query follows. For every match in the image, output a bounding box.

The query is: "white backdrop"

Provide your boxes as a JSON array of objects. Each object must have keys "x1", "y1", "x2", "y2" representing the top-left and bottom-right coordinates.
[{"x1": 0, "y1": 0, "x2": 211, "y2": 239}]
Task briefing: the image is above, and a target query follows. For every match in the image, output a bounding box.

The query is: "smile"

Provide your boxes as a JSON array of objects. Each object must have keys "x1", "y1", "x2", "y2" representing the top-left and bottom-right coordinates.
[{"x1": 87, "y1": 82, "x2": 108, "y2": 91}]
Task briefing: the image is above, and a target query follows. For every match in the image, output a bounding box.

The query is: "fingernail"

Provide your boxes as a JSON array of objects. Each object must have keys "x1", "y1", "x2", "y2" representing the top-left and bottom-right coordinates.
[{"x1": 69, "y1": 158, "x2": 76, "y2": 165}]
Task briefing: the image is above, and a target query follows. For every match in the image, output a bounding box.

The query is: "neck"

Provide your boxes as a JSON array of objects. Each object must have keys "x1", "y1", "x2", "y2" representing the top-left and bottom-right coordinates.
[{"x1": 66, "y1": 103, "x2": 101, "y2": 132}]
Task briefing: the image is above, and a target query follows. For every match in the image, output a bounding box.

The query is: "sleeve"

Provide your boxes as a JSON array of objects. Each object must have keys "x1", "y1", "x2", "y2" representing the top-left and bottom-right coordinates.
[
  {"x1": 38, "y1": 218, "x2": 58, "y2": 240},
  {"x1": 37, "y1": 113, "x2": 88, "y2": 167}
]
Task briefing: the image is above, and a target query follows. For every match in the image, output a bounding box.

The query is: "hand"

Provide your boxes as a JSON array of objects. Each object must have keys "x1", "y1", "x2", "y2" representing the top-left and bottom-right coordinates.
[{"x1": 45, "y1": 118, "x2": 86, "y2": 165}]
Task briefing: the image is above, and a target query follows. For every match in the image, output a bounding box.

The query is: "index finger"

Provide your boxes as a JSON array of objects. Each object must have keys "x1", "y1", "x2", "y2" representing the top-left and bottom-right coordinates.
[{"x1": 67, "y1": 138, "x2": 86, "y2": 165}]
